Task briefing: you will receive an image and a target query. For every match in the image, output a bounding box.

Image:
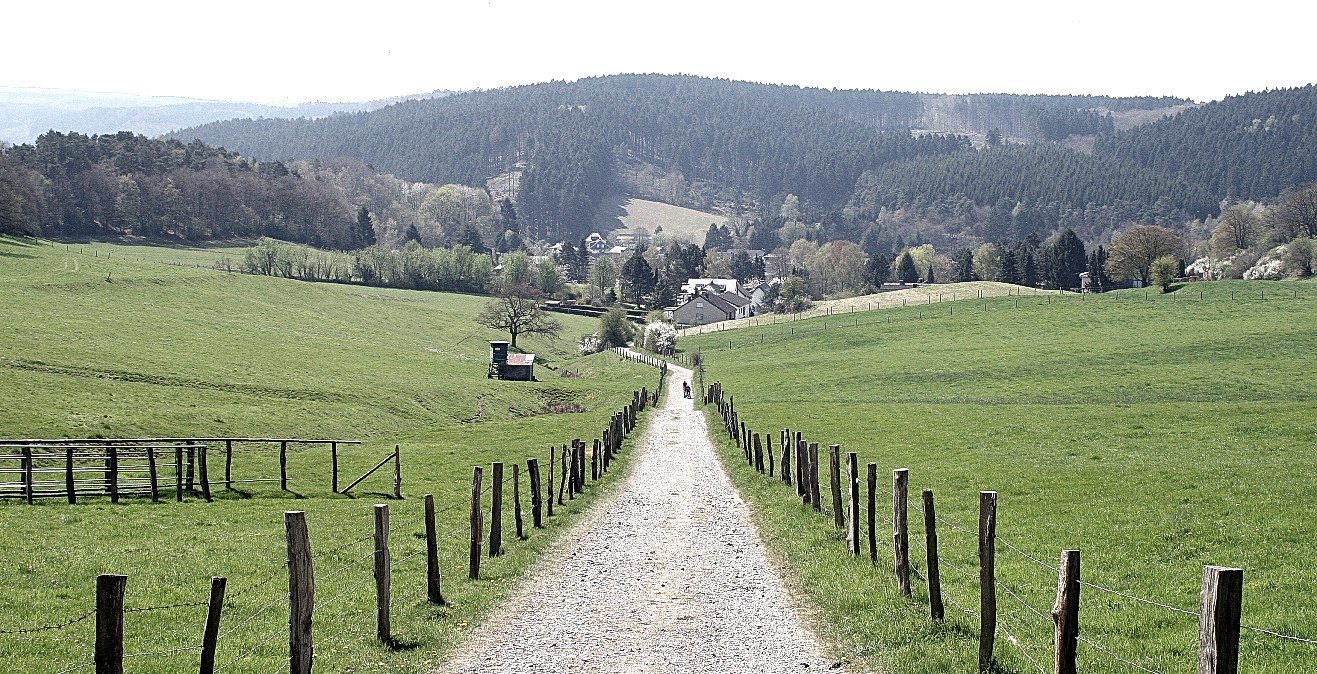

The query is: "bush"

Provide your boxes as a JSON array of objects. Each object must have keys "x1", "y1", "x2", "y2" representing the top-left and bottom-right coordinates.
[
  {"x1": 1283, "y1": 237, "x2": 1314, "y2": 277},
  {"x1": 598, "y1": 307, "x2": 635, "y2": 348},
  {"x1": 642, "y1": 321, "x2": 678, "y2": 355},
  {"x1": 1149, "y1": 255, "x2": 1179, "y2": 292},
  {"x1": 577, "y1": 334, "x2": 601, "y2": 356}
]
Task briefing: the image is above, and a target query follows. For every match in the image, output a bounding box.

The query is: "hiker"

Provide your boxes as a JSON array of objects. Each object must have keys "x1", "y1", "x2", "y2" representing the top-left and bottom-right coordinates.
[{"x1": 682, "y1": 381, "x2": 692, "y2": 399}]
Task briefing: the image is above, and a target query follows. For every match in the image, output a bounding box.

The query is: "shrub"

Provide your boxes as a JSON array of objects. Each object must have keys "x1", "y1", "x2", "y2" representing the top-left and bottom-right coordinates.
[
  {"x1": 598, "y1": 307, "x2": 635, "y2": 348},
  {"x1": 1149, "y1": 255, "x2": 1179, "y2": 292},
  {"x1": 643, "y1": 321, "x2": 678, "y2": 355}
]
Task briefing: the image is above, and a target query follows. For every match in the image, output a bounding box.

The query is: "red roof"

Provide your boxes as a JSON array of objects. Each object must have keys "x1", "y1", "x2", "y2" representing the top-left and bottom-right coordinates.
[{"x1": 506, "y1": 354, "x2": 535, "y2": 366}]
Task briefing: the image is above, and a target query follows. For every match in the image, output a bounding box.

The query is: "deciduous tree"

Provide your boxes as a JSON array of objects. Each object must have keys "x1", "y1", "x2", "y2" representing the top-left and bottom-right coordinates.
[
  {"x1": 1106, "y1": 225, "x2": 1184, "y2": 285},
  {"x1": 475, "y1": 285, "x2": 562, "y2": 348}
]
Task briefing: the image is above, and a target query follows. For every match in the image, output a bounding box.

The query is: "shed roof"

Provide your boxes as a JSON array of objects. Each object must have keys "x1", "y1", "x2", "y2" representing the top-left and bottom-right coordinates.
[{"x1": 506, "y1": 354, "x2": 536, "y2": 366}]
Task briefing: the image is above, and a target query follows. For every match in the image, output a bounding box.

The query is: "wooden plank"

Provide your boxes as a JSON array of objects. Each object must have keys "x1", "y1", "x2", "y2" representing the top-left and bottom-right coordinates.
[
  {"x1": 374, "y1": 504, "x2": 391, "y2": 643},
  {"x1": 284, "y1": 511, "x2": 314, "y2": 674},
  {"x1": 199, "y1": 576, "x2": 227, "y2": 674},
  {"x1": 423, "y1": 494, "x2": 445, "y2": 604},
  {"x1": 1053, "y1": 550, "x2": 1080, "y2": 674},
  {"x1": 468, "y1": 466, "x2": 483, "y2": 580},
  {"x1": 829, "y1": 445, "x2": 843, "y2": 528},
  {"x1": 893, "y1": 468, "x2": 911, "y2": 597},
  {"x1": 923, "y1": 489, "x2": 944, "y2": 620},
  {"x1": 979, "y1": 490, "x2": 998, "y2": 669},
  {"x1": 95, "y1": 574, "x2": 127, "y2": 674},
  {"x1": 489, "y1": 462, "x2": 504, "y2": 557},
  {"x1": 341, "y1": 449, "x2": 397, "y2": 494},
  {"x1": 1198, "y1": 566, "x2": 1244, "y2": 674}
]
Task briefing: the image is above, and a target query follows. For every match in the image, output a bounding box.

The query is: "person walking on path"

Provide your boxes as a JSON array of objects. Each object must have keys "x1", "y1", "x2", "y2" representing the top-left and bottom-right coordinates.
[{"x1": 435, "y1": 361, "x2": 839, "y2": 673}]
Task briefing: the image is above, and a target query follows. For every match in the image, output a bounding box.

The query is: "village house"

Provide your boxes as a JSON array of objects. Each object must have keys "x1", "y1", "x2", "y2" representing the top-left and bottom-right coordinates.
[{"x1": 672, "y1": 287, "x2": 751, "y2": 327}]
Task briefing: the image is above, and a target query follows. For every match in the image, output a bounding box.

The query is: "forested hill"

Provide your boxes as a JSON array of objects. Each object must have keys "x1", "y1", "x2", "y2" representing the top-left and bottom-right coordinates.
[{"x1": 171, "y1": 75, "x2": 1190, "y2": 241}]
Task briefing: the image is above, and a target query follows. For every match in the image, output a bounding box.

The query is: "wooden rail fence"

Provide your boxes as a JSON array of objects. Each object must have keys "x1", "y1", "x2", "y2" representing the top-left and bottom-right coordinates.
[{"x1": 696, "y1": 379, "x2": 1314, "y2": 674}]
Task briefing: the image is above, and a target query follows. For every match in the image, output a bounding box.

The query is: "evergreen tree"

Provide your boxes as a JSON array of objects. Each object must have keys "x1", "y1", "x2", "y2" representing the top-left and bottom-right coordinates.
[
  {"x1": 619, "y1": 247, "x2": 657, "y2": 306},
  {"x1": 952, "y1": 249, "x2": 977, "y2": 281},
  {"x1": 999, "y1": 247, "x2": 1019, "y2": 284},
  {"x1": 354, "y1": 206, "x2": 376, "y2": 249},
  {"x1": 926, "y1": 264, "x2": 935, "y2": 284},
  {"x1": 404, "y1": 223, "x2": 423, "y2": 245},
  {"x1": 866, "y1": 252, "x2": 891, "y2": 288},
  {"x1": 896, "y1": 251, "x2": 919, "y2": 284},
  {"x1": 1019, "y1": 246, "x2": 1037, "y2": 287}
]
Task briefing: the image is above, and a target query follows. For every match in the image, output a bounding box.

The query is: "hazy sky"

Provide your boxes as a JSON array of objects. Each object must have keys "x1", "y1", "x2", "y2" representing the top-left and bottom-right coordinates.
[{"x1": 5, "y1": 0, "x2": 1314, "y2": 105}]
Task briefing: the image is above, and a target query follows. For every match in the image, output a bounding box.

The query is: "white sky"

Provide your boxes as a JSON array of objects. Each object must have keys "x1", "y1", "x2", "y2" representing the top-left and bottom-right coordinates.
[{"x1": 4, "y1": 0, "x2": 1314, "y2": 105}]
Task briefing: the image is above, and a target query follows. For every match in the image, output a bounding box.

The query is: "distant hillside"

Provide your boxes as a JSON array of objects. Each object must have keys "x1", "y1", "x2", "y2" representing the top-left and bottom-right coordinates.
[
  {"x1": 0, "y1": 87, "x2": 451, "y2": 145},
  {"x1": 593, "y1": 196, "x2": 729, "y2": 246},
  {"x1": 172, "y1": 74, "x2": 1192, "y2": 242}
]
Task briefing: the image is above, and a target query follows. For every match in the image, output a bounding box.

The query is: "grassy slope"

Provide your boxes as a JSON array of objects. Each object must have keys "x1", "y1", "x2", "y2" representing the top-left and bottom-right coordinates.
[
  {"x1": 0, "y1": 237, "x2": 657, "y2": 672},
  {"x1": 685, "y1": 281, "x2": 1317, "y2": 674},
  {"x1": 596, "y1": 196, "x2": 727, "y2": 245}
]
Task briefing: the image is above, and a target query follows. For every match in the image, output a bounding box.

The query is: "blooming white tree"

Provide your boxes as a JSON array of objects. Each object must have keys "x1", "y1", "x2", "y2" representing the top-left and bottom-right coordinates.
[{"x1": 642, "y1": 321, "x2": 678, "y2": 355}]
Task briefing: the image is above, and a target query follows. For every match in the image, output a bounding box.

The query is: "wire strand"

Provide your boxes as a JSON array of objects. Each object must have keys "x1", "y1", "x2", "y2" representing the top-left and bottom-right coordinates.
[
  {"x1": 1078, "y1": 634, "x2": 1163, "y2": 674},
  {"x1": 1076, "y1": 579, "x2": 1199, "y2": 618}
]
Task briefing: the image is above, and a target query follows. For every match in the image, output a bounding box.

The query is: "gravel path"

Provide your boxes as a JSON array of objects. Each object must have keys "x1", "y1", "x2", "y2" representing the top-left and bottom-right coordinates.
[{"x1": 436, "y1": 362, "x2": 840, "y2": 673}]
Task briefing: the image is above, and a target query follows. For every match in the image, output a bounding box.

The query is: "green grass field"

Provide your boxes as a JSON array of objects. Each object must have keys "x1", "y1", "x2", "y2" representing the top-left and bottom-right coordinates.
[
  {"x1": 0, "y1": 236, "x2": 658, "y2": 673},
  {"x1": 684, "y1": 281, "x2": 1317, "y2": 673},
  {"x1": 595, "y1": 196, "x2": 727, "y2": 245}
]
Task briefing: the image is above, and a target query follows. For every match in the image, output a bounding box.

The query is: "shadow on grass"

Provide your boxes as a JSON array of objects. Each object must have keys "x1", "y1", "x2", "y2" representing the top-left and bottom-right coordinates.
[
  {"x1": 0, "y1": 237, "x2": 38, "y2": 258},
  {"x1": 385, "y1": 637, "x2": 421, "y2": 652}
]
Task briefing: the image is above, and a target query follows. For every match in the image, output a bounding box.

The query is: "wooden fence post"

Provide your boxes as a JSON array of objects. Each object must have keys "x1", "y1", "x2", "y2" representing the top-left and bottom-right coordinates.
[
  {"x1": 329, "y1": 441, "x2": 337, "y2": 493},
  {"x1": 846, "y1": 452, "x2": 860, "y2": 555},
  {"x1": 979, "y1": 490, "x2": 998, "y2": 671},
  {"x1": 780, "y1": 430, "x2": 791, "y2": 485},
  {"x1": 175, "y1": 446, "x2": 183, "y2": 502},
  {"x1": 546, "y1": 447, "x2": 555, "y2": 516},
  {"x1": 490, "y1": 462, "x2": 504, "y2": 557},
  {"x1": 284, "y1": 511, "x2": 314, "y2": 674},
  {"x1": 95, "y1": 574, "x2": 126, "y2": 674},
  {"x1": 514, "y1": 464, "x2": 525, "y2": 540},
  {"x1": 423, "y1": 494, "x2": 445, "y2": 605},
  {"x1": 591, "y1": 438, "x2": 599, "y2": 480},
  {"x1": 199, "y1": 447, "x2": 212, "y2": 502},
  {"x1": 279, "y1": 440, "x2": 288, "y2": 491},
  {"x1": 374, "y1": 504, "x2": 391, "y2": 644},
  {"x1": 109, "y1": 446, "x2": 119, "y2": 504},
  {"x1": 185, "y1": 441, "x2": 194, "y2": 492},
  {"x1": 809, "y1": 443, "x2": 822, "y2": 512},
  {"x1": 199, "y1": 576, "x2": 226, "y2": 674},
  {"x1": 1198, "y1": 566, "x2": 1243, "y2": 674},
  {"x1": 1053, "y1": 550, "x2": 1080, "y2": 674},
  {"x1": 528, "y1": 458, "x2": 543, "y2": 528},
  {"x1": 561, "y1": 444, "x2": 571, "y2": 502},
  {"x1": 146, "y1": 448, "x2": 158, "y2": 504},
  {"x1": 66, "y1": 446, "x2": 77, "y2": 505},
  {"x1": 22, "y1": 446, "x2": 34, "y2": 505},
  {"x1": 225, "y1": 440, "x2": 233, "y2": 491},
  {"x1": 893, "y1": 468, "x2": 911, "y2": 597},
  {"x1": 867, "y1": 463, "x2": 878, "y2": 565},
  {"x1": 766, "y1": 433, "x2": 774, "y2": 477},
  {"x1": 468, "y1": 467, "x2": 484, "y2": 579},
  {"x1": 392, "y1": 445, "x2": 401, "y2": 499},
  {"x1": 923, "y1": 489, "x2": 944, "y2": 620},
  {"x1": 829, "y1": 445, "x2": 844, "y2": 529}
]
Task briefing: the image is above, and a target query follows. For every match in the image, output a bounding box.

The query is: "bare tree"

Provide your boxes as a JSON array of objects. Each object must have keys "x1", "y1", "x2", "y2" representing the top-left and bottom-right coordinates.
[
  {"x1": 1277, "y1": 182, "x2": 1317, "y2": 239},
  {"x1": 475, "y1": 285, "x2": 562, "y2": 348},
  {"x1": 1106, "y1": 225, "x2": 1185, "y2": 285}
]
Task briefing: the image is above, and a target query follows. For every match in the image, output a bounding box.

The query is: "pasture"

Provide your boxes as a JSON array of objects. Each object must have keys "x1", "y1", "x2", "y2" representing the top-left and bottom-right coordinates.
[
  {"x1": 594, "y1": 196, "x2": 727, "y2": 245},
  {"x1": 684, "y1": 281, "x2": 1317, "y2": 673},
  {"x1": 0, "y1": 236, "x2": 655, "y2": 673}
]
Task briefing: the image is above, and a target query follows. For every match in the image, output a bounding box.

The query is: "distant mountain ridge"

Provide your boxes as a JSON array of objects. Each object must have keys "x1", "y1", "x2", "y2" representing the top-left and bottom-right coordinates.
[{"x1": 0, "y1": 87, "x2": 453, "y2": 145}]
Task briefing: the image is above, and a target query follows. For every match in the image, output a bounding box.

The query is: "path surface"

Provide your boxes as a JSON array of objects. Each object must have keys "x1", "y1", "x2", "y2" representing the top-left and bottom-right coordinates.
[{"x1": 436, "y1": 362, "x2": 839, "y2": 673}]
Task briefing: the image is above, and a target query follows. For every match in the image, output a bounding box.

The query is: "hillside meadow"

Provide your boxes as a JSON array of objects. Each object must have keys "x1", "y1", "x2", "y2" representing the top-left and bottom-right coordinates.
[
  {"x1": 684, "y1": 281, "x2": 1317, "y2": 674},
  {"x1": 0, "y1": 236, "x2": 657, "y2": 673}
]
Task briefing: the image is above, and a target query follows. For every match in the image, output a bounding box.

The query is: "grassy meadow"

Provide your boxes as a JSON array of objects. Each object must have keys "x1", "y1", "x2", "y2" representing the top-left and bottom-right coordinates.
[
  {"x1": 595, "y1": 196, "x2": 727, "y2": 245},
  {"x1": 684, "y1": 281, "x2": 1317, "y2": 673},
  {"x1": 0, "y1": 236, "x2": 658, "y2": 673}
]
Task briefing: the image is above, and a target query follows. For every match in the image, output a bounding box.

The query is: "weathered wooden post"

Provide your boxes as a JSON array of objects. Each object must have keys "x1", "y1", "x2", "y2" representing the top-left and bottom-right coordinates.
[
  {"x1": 199, "y1": 446, "x2": 212, "y2": 502},
  {"x1": 846, "y1": 452, "x2": 860, "y2": 556},
  {"x1": 146, "y1": 447, "x2": 158, "y2": 504},
  {"x1": 1198, "y1": 566, "x2": 1243, "y2": 674},
  {"x1": 225, "y1": 440, "x2": 233, "y2": 491},
  {"x1": 546, "y1": 447, "x2": 556, "y2": 516},
  {"x1": 199, "y1": 576, "x2": 227, "y2": 674},
  {"x1": 829, "y1": 445, "x2": 844, "y2": 529},
  {"x1": 893, "y1": 469, "x2": 911, "y2": 597},
  {"x1": 279, "y1": 440, "x2": 288, "y2": 491},
  {"x1": 558, "y1": 444, "x2": 569, "y2": 504},
  {"x1": 809, "y1": 443, "x2": 822, "y2": 512},
  {"x1": 598, "y1": 438, "x2": 607, "y2": 473},
  {"x1": 1053, "y1": 550, "x2": 1080, "y2": 674},
  {"x1": 468, "y1": 467, "x2": 483, "y2": 580},
  {"x1": 590, "y1": 438, "x2": 599, "y2": 480},
  {"x1": 66, "y1": 446, "x2": 77, "y2": 504},
  {"x1": 284, "y1": 511, "x2": 314, "y2": 674},
  {"x1": 175, "y1": 446, "x2": 183, "y2": 502},
  {"x1": 780, "y1": 430, "x2": 791, "y2": 485},
  {"x1": 95, "y1": 573, "x2": 127, "y2": 674},
  {"x1": 374, "y1": 504, "x2": 391, "y2": 643},
  {"x1": 513, "y1": 464, "x2": 525, "y2": 540},
  {"x1": 423, "y1": 494, "x2": 445, "y2": 605},
  {"x1": 490, "y1": 462, "x2": 504, "y2": 557},
  {"x1": 923, "y1": 489, "x2": 944, "y2": 620},
  {"x1": 979, "y1": 491, "x2": 998, "y2": 671},
  {"x1": 392, "y1": 445, "x2": 402, "y2": 499},
  {"x1": 766, "y1": 433, "x2": 774, "y2": 477},
  {"x1": 330, "y1": 441, "x2": 337, "y2": 493},
  {"x1": 867, "y1": 463, "x2": 878, "y2": 565},
  {"x1": 22, "y1": 446, "x2": 34, "y2": 505},
  {"x1": 108, "y1": 445, "x2": 119, "y2": 504},
  {"x1": 528, "y1": 458, "x2": 543, "y2": 528}
]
